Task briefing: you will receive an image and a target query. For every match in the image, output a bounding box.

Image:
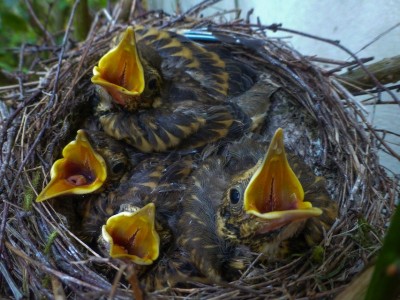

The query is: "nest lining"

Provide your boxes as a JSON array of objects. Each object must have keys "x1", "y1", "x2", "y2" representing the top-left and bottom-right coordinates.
[{"x1": 0, "y1": 2, "x2": 398, "y2": 299}]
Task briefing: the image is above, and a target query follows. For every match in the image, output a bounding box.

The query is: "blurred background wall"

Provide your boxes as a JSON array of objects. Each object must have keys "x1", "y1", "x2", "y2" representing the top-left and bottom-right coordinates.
[{"x1": 149, "y1": 0, "x2": 400, "y2": 176}]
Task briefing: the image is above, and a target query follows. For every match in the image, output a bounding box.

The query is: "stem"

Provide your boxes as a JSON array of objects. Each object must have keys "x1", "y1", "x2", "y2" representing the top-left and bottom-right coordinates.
[{"x1": 73, "y1": 0, "x2": 91, "y2": 41}]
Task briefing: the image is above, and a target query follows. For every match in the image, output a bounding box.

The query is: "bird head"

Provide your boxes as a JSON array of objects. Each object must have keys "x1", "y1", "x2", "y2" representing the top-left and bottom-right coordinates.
[
  {"x1": 36, "y1": 130, "x2": 129, "y2": 202},
  {"x1": 99, "y1": 203, "x2": 160, "y2": 265},
  {"x1": 92, "y1": 26, "x2": 162, "y2": 111},
  {"x1": 218, "y1": 128, "x2": 324, "y2": 255},
  {"x1": 83, "y1": 130, "x2": 130, "y2": 182}
]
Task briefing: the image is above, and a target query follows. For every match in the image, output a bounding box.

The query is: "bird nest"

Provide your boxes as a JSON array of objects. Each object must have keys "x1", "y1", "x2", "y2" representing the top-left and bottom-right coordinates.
[{"x1": 1, "y1": 1, "x2": 398, "y2": 299}]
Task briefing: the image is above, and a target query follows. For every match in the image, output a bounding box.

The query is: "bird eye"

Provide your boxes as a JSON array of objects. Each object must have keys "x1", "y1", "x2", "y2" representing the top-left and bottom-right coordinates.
[
  {"x1": 229, "y1": 188, "x2": 241, "y2": 204},
  {"x1": 112, "y1": 162, "x2": 125, "y2": 174},
  {"x1": 147, "y1": 78, "x2": 158, "y2": 91}
]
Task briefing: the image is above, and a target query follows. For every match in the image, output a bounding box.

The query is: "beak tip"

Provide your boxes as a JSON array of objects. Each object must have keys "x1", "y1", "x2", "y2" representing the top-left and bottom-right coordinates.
[{"x1": 35, "y1": 194, "x2": 46, "y2": 203}]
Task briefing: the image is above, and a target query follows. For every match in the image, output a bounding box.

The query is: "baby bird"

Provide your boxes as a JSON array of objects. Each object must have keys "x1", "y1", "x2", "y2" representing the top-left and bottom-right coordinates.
[
  {"x1": 177, "y1": 128, "x2": 338, "y2": 282},
  {"x1": 37, "y1": 127, "x2": 337, "y2": 290},
  {"x1": 36, "y1": 129, "x2": 195, "y2": 281},
  {"x1": 36, "y1": 129, "x2": 130, "y2": 202},
  {"x1": 92, "y1": 26, "x2": 277, "y2": 152},
  {"x1": 100, "y1": 202, "x2": 160, "y2": 266}
]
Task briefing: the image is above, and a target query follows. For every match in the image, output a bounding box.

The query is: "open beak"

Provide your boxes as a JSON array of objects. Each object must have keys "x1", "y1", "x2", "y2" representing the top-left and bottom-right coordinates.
[
  {"x1": 244, "y1": 128, "x2": 322, "y2": 233},
  {"x1": 91, "y1": 26, "x2": 145, "y2": 107},
  {"x1": 36, "y1": 130, "x2": 107, "y2": 202},
  {"x1": 101, "y1": 203, "x2": 160, "y2": 265}
]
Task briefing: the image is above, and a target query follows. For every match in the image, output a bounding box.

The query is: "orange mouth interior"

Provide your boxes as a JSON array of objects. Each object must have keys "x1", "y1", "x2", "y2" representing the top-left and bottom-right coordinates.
[
  {"x1": 244, "y1": 128, "x2": 322, "y2": 230},
  {"x1": 102, "y1": 203, "x2": 160, "y2": 265},
  {"x1": 91, "y1": 26, "x2": 145, "y2": 106},
  {"x1": 36, "y1": 130, "x2": 107, "y2": 202}
]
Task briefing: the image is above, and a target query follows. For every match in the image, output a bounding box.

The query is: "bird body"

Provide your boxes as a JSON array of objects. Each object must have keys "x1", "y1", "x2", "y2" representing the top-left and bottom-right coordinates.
[
  {"x1": 35, "y1": 127, "x2": 337, "y2": 290},
  {"x1": 177, "y1": 129, "x2": 338, "y2": 281},
  {"x1": 36, "y1": 25, "x2": 337, "y2": 292},
  {"x1": 92, "y1": 26, "x2": 277, "y2": 152},
  {"x1": 77, "y1": 149, "x2": 194, "y2": 243}
]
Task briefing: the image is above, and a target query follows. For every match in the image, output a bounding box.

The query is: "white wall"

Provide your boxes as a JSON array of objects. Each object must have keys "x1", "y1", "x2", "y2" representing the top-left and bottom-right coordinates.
[{"x1": 149, "y1": 0, "x2": 400, "y2": 175}]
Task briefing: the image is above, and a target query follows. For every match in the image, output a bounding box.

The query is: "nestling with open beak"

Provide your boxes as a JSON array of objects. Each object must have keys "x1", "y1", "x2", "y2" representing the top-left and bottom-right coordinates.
[
  {"x1": 36, "y1": 130, "x2": 131, "y2": 203},
  {"x1": 92, "y1": 26, "x2": 278, "y2": 152},
  {"x1": 36, "y1": 128, "x2": 196, "y2": 287},
  {"x1": 177, "y1": 128, "x2": 338, "y2": 281},
  {"x1": 100, "y1": 203, "x2": 160, "y2": 265}
]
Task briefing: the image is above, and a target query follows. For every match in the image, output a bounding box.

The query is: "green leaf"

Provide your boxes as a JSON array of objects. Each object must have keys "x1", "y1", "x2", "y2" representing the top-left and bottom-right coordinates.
[
  {"x1": 365, "y1": 207, "x2": 400, "y2": 299},
  {"x1": 0, "y1": 10, "x2": 28, "y2": 32}
]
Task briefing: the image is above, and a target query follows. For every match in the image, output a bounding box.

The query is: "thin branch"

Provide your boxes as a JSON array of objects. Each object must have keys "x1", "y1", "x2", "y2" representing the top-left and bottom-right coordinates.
[
  {"x1": 6, "y1": 119, "x2": 50, "y2": 200},
  {"x1": 0, "y1": 90, "x2": 41, "y2": 160},
  {"x1": 0, "y1": 125, "x2": 17, "y2": 184},
  {"x1": 346, "y1": 83, "x2": 400, "y2": 97},
  {"x1": 24, "y1": 0, "x2": 56, "y2": 46},
  {"x1": 355, "y1": 22, "x2": 400, "y2": 56},
  {"x1": 160, "y1": 0, "x2": 222, "y2": 28},
  {"x1": 0, "y1": 261, "x2": 24, "y2": 299},
  {"x1": 362, "y1": 100, "x2": 400, "y2": 106},
  {"x1": 373, "y1": 129, "x2": 400, "y2": 139},
  {"x1": 46, "y1": 0, "x2": 81, "y2": 110},
  {"x1": 251, "y1": 23, "x2": 400, "y2": 105},
  {"x1": 5, "y1": 241, "x2": 105, "y2": 291},
  {"x1": 332, "y1": 78, "x2": 400, "y2": 161},
  {"x1": 322, "y1": 57, "x2": 374, "y2": 75},
  {"x1": 0, "y1": 197, "x2": 10, "y2": 255},
  {"x1": 306, "y1": 56, "x2": 374, "y2": 67}
]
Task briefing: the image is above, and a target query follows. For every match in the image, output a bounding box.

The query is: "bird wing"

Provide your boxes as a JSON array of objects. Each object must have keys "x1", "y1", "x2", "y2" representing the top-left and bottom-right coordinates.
[
  {"x1": 135, "y1": 26, "x2": 230, "y2": 100},
  {"x1": 78, "y1": 153, "x2": 194, "y2": 241},
  {"x1": 98, "y1": 102, "x2": 252, "y2": 152}
]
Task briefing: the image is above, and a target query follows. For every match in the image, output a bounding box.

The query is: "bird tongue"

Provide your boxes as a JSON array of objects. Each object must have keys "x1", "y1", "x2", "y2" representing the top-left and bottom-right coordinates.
[
  {"x1": 244, "y1": 128, "x2": 322, "y2": 231},
  {"x1": 91, "y1": 26, "x2": 145, "y2": 107},
  {"x1": 36, "y1": 130, "x2": 107, "y2": 202}
]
